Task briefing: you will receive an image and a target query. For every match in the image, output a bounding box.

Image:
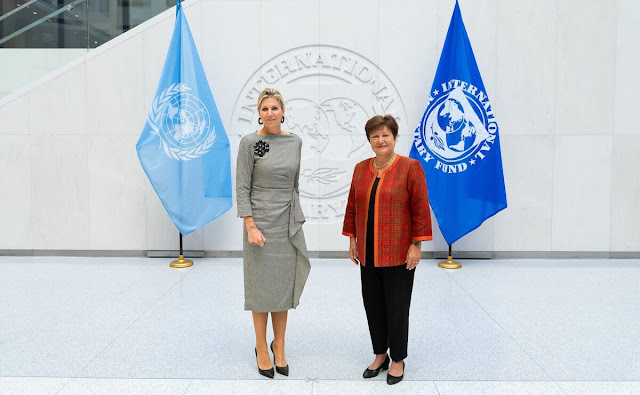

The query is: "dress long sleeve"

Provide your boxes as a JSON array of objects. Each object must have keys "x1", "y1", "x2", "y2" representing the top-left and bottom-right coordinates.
[
  {"x1": 236, "y1": 136, "x2": 254, "y2": 217},
  {"x1": 294, "y1": 141, "x2": 300, "y2": 192}
]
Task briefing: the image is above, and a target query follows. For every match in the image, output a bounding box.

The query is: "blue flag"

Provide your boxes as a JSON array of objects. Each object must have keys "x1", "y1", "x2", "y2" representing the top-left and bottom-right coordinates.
[
  {"x1": 136, "y1": 0, "x2": 232, "y2": 235},
  {"x1": 409, "y1": 1, "x2": 507, "y2": 245}
]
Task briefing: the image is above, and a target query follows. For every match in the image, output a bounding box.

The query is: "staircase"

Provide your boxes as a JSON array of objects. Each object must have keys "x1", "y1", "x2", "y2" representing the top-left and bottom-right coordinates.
[{"x1": 0, "y1": 0, "x2": 176, "y2": 99}]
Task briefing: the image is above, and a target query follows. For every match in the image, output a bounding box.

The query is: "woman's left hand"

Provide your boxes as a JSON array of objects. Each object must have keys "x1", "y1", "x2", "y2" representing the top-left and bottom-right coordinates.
[{"x1": 405, "y1": 244, "x2": 421, "y2": 270}]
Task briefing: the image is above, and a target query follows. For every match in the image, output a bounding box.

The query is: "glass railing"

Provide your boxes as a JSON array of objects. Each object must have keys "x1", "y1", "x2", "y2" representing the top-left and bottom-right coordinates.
[{"x1": 0, "y1": 0, "x2": 177, "y2": 99}]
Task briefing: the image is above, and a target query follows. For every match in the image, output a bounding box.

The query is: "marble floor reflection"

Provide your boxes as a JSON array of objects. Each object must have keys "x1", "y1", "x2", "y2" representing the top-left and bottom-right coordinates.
[{"x1": 1, "y1": 257, "x2": 638, "y2": 394}]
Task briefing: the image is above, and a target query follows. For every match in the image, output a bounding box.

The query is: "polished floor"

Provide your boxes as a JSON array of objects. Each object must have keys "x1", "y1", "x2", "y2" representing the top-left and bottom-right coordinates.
[{"x1": 0, "y1": 257, "x2": 639, "y2": 395}]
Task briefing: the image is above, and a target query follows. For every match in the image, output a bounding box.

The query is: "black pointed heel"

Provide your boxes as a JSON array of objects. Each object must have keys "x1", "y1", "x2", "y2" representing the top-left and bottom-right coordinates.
[
  {"x1": 386, "y1": 360, "x2": 404, "y2": 385},
  {"x1": 363, "y1": 354, "x2": 390, "y2": 378},
  {"x1": 255, "y1": 348, "x2": 274, "y2": 379},
  {"x1": 270, "y1": 341, "x2": 289, "y2": 376}
]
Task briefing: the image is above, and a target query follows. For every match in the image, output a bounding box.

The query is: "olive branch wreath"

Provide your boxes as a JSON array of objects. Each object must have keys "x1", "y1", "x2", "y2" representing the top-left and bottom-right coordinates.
[
  {"x1": 147, "y1": 83, "x2": 216, "y2": 161},
  {"x1": 430, "y1": 124, "x2": 445, "y2": 151},
  {"x1": 301, "y1": 168, "x2": 347, "y2": 185}
]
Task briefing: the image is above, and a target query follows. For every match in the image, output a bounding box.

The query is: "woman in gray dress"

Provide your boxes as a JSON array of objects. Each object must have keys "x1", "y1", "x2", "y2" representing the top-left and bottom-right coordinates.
[{"x1": 236, "y1": 88, "x2": 311, "y2": 379}]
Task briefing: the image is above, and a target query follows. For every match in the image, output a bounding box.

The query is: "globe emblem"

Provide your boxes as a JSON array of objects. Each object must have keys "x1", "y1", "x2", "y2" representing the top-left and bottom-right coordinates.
[
  {"x1": 436, "y1": 98, "x2": 477, "y2": 153},
  {"x1": 284, "y1": 98, "x2": 330, "y2": 158},
  {"x1": 321, "y1": 98, "x2": 369, "y2": 160},
  {"x1": 423, "y1": 85, "x2": 490, "y2": 164},
  {"x1": 160, "y1": 94, "x2": 211, "y2": 149},
  {"x1": 285, "y1": 98, "x2": 369, "y2": 161}
]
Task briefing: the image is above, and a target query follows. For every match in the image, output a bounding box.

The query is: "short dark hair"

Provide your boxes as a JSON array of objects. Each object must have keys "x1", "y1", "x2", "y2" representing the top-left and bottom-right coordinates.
[{"x1": 365, "y1": 115, "x2": 398, "y2": 141}]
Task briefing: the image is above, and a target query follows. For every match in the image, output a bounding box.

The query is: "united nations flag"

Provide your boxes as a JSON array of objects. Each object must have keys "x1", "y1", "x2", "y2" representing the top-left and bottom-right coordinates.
[
  {"x1": 410, "y1": 0, "x2": 507, "y2": 245},
  {"x1": 136, "y1": 0, "x2": 232, "y2": 235}
]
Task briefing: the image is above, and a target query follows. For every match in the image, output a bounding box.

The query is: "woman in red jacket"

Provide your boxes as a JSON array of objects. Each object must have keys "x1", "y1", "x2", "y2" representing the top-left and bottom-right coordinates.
[{"x1": 342, "y1": 114, "x2": 432, "y2": 385}]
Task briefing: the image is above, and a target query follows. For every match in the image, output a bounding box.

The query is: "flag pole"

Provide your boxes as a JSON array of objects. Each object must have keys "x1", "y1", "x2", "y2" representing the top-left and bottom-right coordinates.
[
  {"x1": 170, "y1": 232, "x2": 193, "y2": 268},
  {"x1": 438, "y1": 244, "x2": 461, "y2": 269}
]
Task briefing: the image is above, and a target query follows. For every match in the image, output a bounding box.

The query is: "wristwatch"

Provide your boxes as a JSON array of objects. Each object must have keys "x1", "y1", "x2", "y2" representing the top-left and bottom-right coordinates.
[{"x1": 412, "y1": 241, "x2": 421, "y2": 247}]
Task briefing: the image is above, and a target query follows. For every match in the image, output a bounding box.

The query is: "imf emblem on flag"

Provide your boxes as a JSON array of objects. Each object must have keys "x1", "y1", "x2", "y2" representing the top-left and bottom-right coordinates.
[
  {"x1": 417, "y1": 79, "x2": 498, "y2": 174},
  {"x1": 148, "y1": 82, "x2": 216, "y2": 161}
]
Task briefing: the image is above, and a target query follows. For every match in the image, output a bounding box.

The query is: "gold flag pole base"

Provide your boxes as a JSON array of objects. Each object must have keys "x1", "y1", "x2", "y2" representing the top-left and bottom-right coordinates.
[
  {"x1": 438, "y1": 245, "x2": 461, "y2": 269},
  {"x1": 438, "y1": 255, "x2": 462, "y2": 269},
  {"x1": 170, "y1": 234, "x2": 193, "y2": 268},
  {"x1": 170, "y1": 254, "x2": 193, "y2": 268}
]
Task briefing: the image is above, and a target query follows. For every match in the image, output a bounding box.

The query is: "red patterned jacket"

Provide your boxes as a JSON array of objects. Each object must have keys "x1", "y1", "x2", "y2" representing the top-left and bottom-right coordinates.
[{"x1": 342, "y1": 155, "x2": 432, "y2": 267}]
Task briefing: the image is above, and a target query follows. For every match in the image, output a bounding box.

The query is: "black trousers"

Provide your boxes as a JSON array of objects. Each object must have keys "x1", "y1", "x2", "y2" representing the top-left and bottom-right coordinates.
[{"x1": 360, "y1": 262, "x2": 415, "y2": 362}]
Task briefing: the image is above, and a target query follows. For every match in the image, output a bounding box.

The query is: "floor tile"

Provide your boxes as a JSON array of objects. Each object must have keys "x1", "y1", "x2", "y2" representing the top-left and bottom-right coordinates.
[
  {"x1": 557, "y1": 381, "x2": 640, "y2": 395},
  {"x1": 314, "y1": 379, "x2": 439, "y2": 394},
  {"x1": 2, "y1": 257, "x2": 639, "y2": 390},
  {"x1": 185, "y1": 379, "x2": 311, "y2": 395},
  {"x1": 435, "y1": 380, "x2": 565, "y2": 395},
  {"x1": 0, "y1": 257, "x2": 191, "y2": 377},
  {"x1": 447, "y1": 260, "x2": 640, "y2": 380},
  {"x1": 0, "y1": 377, "x2": 70, "y2": 395},
  {"x1": 58, "y1": 378, "x2": 190, "y2": 395}
]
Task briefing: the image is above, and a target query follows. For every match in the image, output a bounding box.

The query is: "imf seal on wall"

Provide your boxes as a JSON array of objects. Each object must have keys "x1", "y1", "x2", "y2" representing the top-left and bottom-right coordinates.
[{"x1": 231, "y1": 45, "x2": 406, "y2": 224}]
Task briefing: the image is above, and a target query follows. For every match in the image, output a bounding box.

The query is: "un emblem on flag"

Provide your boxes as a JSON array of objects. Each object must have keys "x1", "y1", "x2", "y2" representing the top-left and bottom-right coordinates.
[
  {"x1": 148, "y1": 83, "x2": 216, "y2": 161},
  {"x1": 418, "y1": 79, "x2": 498, "y2": 173}
]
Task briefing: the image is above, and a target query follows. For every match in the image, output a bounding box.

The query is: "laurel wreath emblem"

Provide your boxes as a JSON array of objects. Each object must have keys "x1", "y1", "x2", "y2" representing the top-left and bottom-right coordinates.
[
  {"x1": 430, "y1": 124, "x2": 445, "y2": 151},
  {"x1": 301, "y1": 168, "x2": 347, "y2": 185},
  {"x1": 147, "y1": 83, "x2": 216, "y2": 161}
]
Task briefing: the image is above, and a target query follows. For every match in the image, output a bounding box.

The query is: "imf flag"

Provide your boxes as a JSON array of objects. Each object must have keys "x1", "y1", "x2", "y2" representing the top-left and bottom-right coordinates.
[
  {"x1": 410, "y1": 0, "x2": 507, "y2": 245},
  {"x1": 136, "y1": 0, "x2": 232, "y2": 235}
]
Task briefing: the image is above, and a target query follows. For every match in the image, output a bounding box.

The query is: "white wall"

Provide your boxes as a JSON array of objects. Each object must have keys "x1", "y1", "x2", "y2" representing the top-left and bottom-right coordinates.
[
  {"x1": 0, "y1": 49, "x2": 87, "y2": 99},
  {"x1": 1, "y1": 0, "x2": 639, "y2": 254}
]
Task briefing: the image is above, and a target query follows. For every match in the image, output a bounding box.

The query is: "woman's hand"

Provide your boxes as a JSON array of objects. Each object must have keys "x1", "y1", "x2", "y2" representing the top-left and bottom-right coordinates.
[
  {"x1": 247, "y1": 226, "x2": 266, "y2": 247},
  {"x1": 349, "y1": 237, "x2": 359, "y2": 265},
  {"x1": 405, "y1": 244, "x2": 421, "y2": 270},
  {"x1": 244, "y1": 217, "x2": 266, "y2": 247}
]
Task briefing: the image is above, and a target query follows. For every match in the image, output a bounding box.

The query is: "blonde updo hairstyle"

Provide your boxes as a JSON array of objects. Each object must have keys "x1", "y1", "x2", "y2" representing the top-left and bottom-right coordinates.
[{"x1": 257, "y1": 88, "x2": 286, "y2": 112}]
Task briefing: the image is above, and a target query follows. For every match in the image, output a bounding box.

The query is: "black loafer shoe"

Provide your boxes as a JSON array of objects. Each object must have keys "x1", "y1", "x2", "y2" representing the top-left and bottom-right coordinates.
[
  {"x1": 386, "y1": 360, "x2": 404, "y2": 385},
  {"x1": 255, "y1": 348, "x2": 274, "y2": 379},
  {"x1": 363, "y1": 354, "x2": 390, "y2": 378},
  {"x1": 270, "y1": 341, "x2": 289, "y2": 376}
]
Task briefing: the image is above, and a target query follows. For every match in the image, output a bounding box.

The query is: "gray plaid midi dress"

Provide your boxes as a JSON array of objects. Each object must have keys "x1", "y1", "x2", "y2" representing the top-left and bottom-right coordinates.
[{"x1": 236, "y1": 132, "x2": 311, "y2": 312}]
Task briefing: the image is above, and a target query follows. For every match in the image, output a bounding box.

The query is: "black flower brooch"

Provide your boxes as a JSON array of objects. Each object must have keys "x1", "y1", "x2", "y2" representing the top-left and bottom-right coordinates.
[{"x1": 254, "y1": 140, "x2": 269, "y2": 157}]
